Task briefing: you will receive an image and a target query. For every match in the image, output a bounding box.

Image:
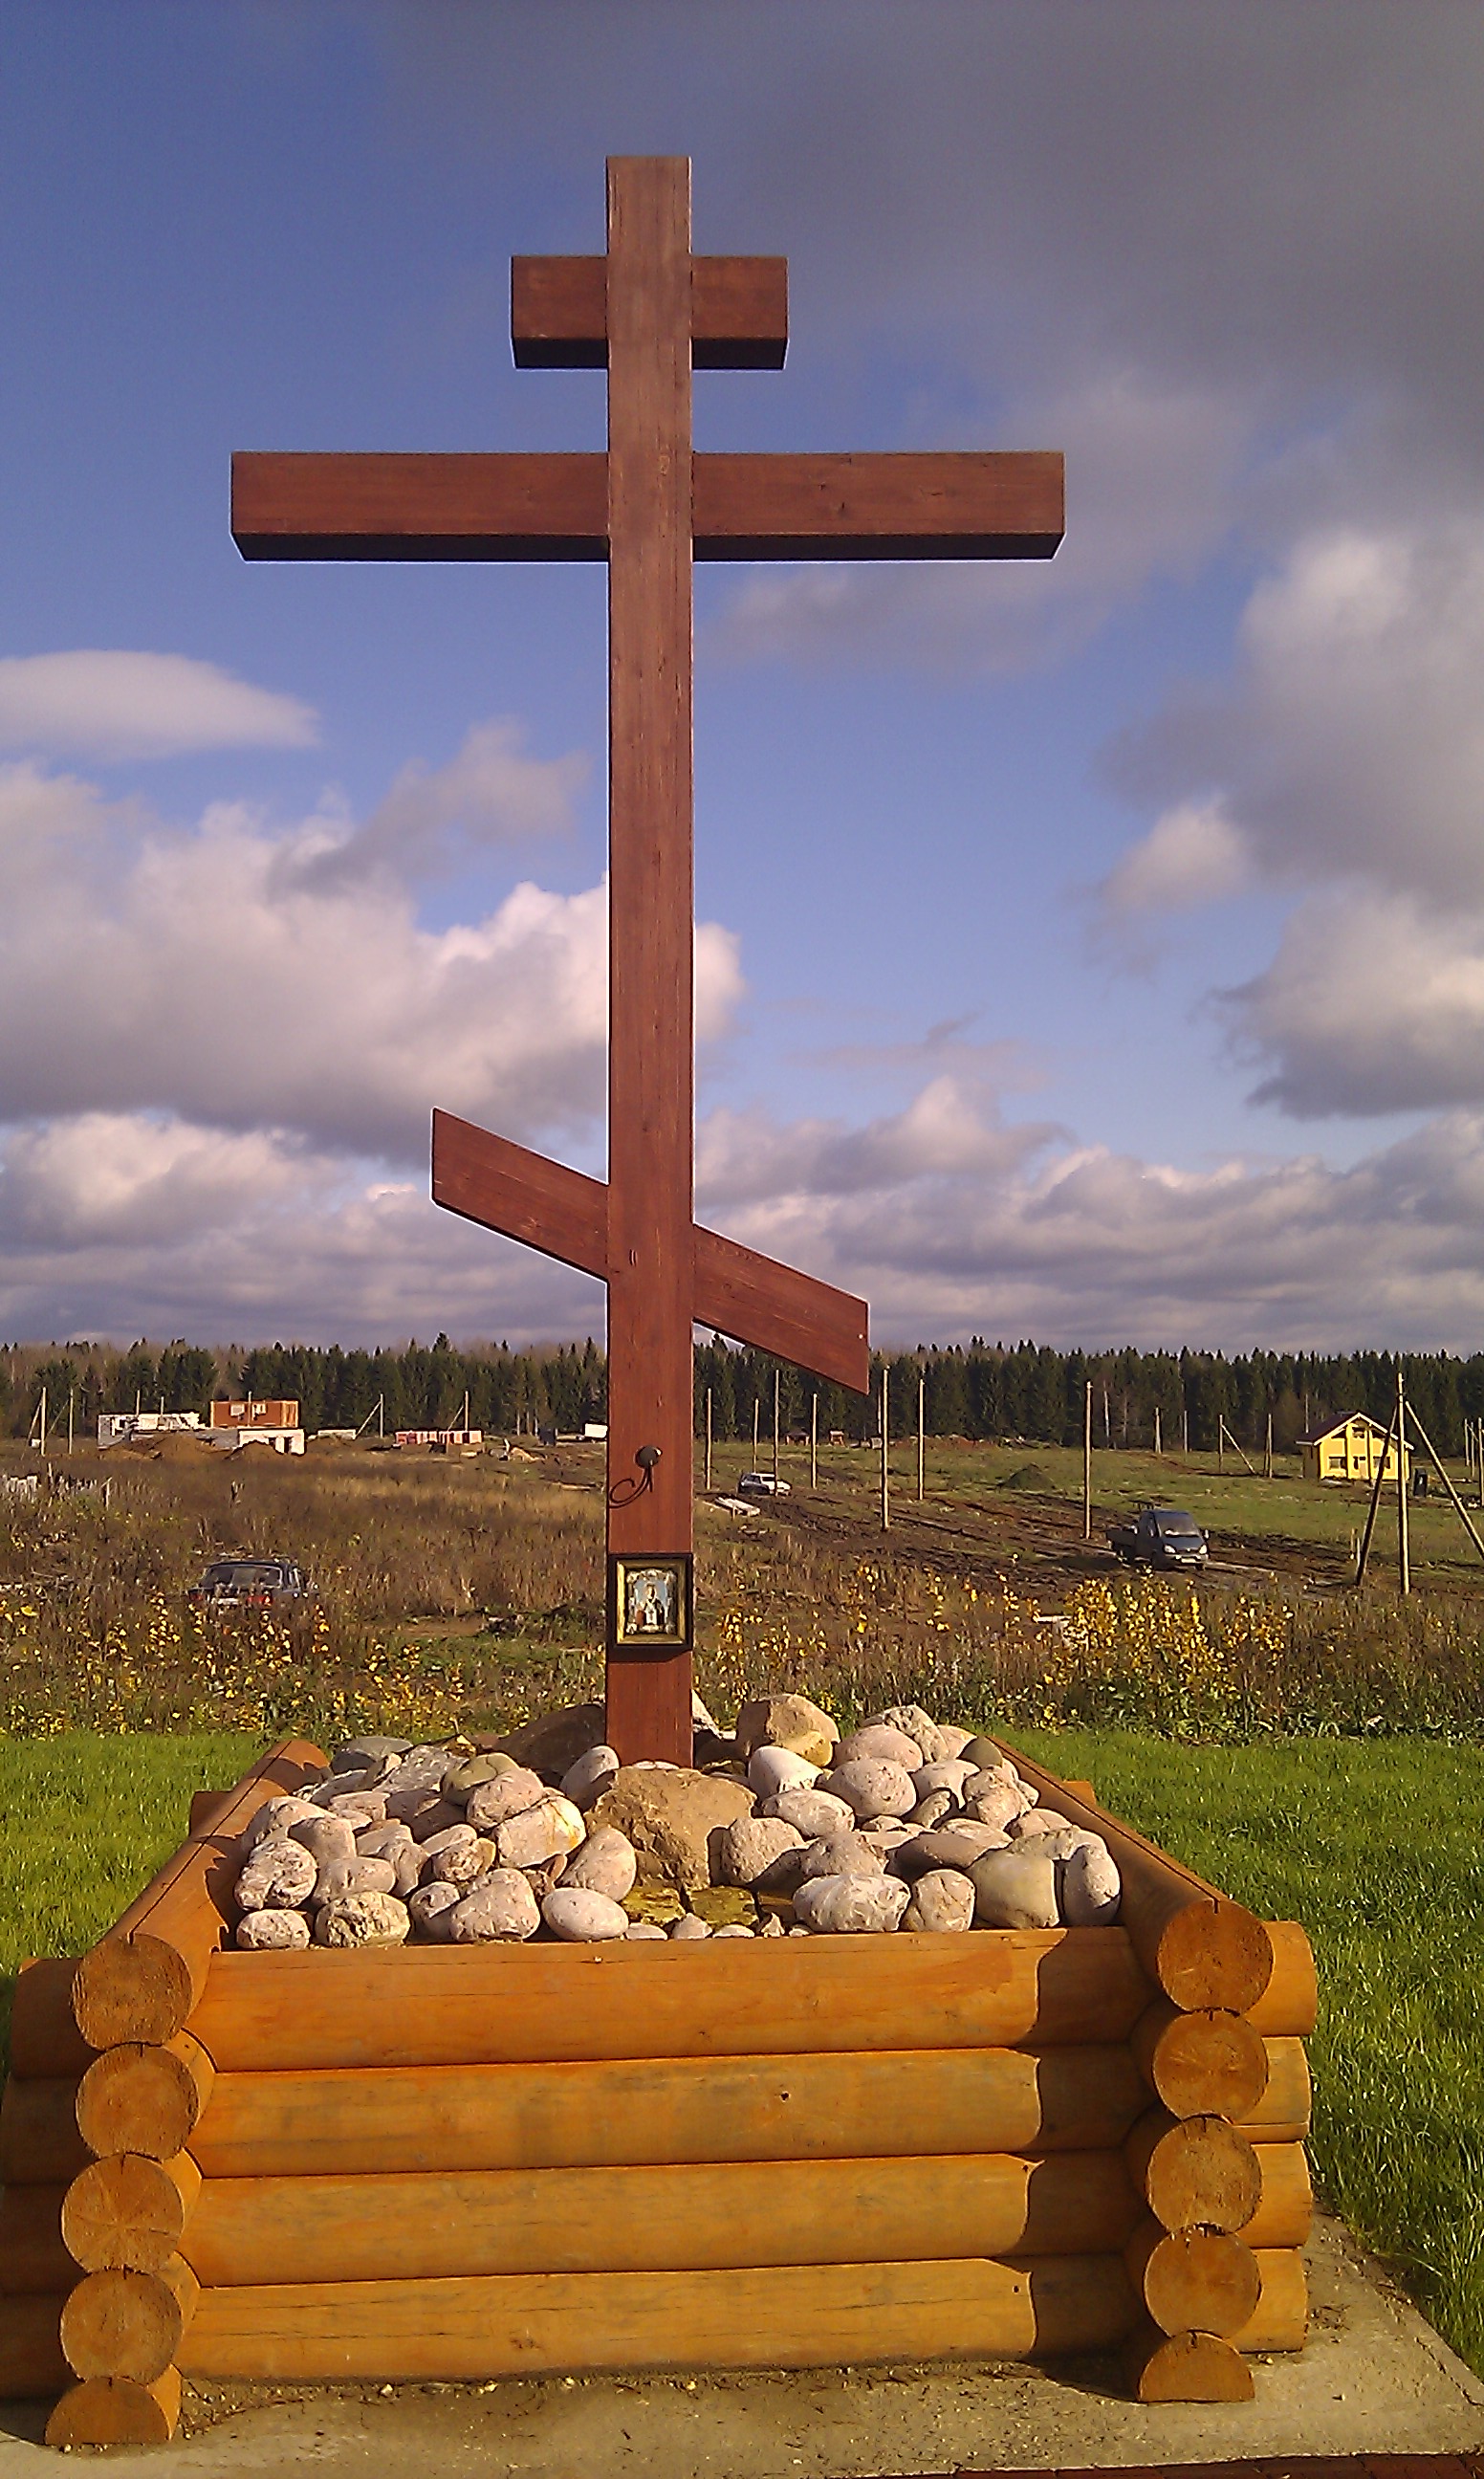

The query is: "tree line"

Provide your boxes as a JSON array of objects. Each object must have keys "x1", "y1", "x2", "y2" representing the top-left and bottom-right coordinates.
[{"x1": 4, "y1": 1331, "x2": 1484, "y2": 1457}]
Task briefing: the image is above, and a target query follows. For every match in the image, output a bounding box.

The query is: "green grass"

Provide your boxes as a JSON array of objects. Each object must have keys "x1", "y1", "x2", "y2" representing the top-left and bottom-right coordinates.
[
  {"x1": 2, "y1": 1726, "x2": 1480, "y2": 2380},
  {"x1": 0, "y1": 1731, "x2": 258, "y2": 2063}
]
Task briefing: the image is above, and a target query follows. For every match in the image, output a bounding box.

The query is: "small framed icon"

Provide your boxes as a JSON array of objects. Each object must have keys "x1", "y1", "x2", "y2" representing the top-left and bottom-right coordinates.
[{"x1": 609, "y1": 1553, "x2": 693, "y2": 1651}]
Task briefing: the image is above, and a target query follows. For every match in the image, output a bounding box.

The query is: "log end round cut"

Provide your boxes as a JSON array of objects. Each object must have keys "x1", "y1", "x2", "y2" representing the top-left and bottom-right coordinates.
[
  {"x1": 1156, "y1": 1900, "x2": 1274, "y2": 2014},
  {"x1": 73, "y1": 1932, "x2": 199, "y2": 2050}
]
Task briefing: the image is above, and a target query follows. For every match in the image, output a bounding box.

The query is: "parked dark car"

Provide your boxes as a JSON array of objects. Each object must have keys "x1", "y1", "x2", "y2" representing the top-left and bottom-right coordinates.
[
  {"x1": 1107, "y1": 1507, "x2": 1209, "y2": 1571},
  {"x1": 186, "y1": 1558, "x2": 311, "y2": 1612}
]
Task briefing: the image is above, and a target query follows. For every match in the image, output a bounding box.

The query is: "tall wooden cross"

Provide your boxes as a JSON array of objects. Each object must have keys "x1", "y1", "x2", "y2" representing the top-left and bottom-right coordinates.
[{"x1": 232, "y1": 158, "x2": 1062, "y2": 1765}]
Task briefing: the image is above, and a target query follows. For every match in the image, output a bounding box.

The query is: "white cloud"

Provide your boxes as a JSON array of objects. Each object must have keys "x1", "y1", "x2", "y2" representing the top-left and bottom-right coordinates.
[
  {"x1": 299, "y1": 719, "x2": 587, "y2": 887},
  {"x1": 1102, "y1": 799, "x2": 1250, "y2": 915},
  {"x1": 0, "y1": 758, "x2": 743, "y2": 1161},
  {"x1": 0, "y1": 653, "x2": 317, "y2": 759}
]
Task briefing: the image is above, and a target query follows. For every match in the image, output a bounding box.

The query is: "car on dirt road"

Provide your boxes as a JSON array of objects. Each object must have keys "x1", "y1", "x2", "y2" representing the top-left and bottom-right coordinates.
[
  {"x1": 186, "y1": 1558, "x2": 312, "y2": 1612},
  {"x1": 1106, "y1": 1506, "x2": 1209, "y2": 1571}
]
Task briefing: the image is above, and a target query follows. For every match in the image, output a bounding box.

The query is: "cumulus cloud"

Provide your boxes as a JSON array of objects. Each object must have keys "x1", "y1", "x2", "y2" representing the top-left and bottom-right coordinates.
[
  {"x1": 0, "y1": 652, "x2": 317, "y2": 759},
  {"x1": 0, "y1": 757, "x2": 743, "y2": 1161},
  {"x1": 1102, "y1": 799, "x2": 1250, "y2": 915},
  {"x1": 297, "y1": 718, "x2": 587, "y2": 887}
]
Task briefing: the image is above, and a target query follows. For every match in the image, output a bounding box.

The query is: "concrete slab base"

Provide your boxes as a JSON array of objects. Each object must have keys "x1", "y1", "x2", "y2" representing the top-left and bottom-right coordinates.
[{"x1": 4, "y1": 2215, "x2": 1481, "y2": 2474}]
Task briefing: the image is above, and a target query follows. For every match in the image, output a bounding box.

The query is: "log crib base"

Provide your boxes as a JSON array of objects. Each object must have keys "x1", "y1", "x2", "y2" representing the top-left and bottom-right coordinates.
[{"x1": 0, "y1": 1737, "x2": 1317, "y2": 2442}]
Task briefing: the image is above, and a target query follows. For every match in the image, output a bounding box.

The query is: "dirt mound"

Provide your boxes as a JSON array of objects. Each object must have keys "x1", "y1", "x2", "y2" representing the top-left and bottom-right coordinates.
[{"x1": 1003, "y1": 1461, "x2": 1054, "y2": 1491}]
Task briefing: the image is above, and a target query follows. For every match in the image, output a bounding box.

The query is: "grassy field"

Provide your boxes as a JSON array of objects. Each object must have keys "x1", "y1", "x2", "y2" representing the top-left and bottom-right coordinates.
[{"x1": 1, "y1": 1726, "x2": 1480, "y2": 2377}]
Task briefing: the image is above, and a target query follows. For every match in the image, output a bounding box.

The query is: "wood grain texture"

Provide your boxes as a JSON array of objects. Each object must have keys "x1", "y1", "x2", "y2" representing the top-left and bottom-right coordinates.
[
  {"x1": 1131, "y1": 2000, "x2": 1270, "y2": 2121},
  {"x1": 512, "y1": 253, "x2": 787, "y2": 368},
  {"x1": 1244, "y1": 1920, "x2": 1319, "y2": 2036},
  {"x1": 1124, "y1": 2220, "x2": 1261, "y2": 2338},
  {"x1": 431, "y1": 1108, "x2": 868, "y2": 1390},
  {"x1": 44, "y1": 2366, "x2": 181, "y2": 2446},
  {"x1": 1234, "y1": 2246, "x2": 1309, "y2": 2352},
  {"x1": 181, "y1": 2149, "x2": 1141, "y2": 2286},
  {"x1": 995, "y1": 1741, "x2": 1277, "y2": 2014},
  {"x1": 1239, "y1": 2141, "x2": 1314, "y2": 2249},
  {"x1": 0, "y1": 2075, "x2": 88, "y2": 2186},
  {"x1": 0, "y1": 2183, "x2": 76, "y2": 2293},
  {"x1": 0, "y1": 2293, "x2": 68, "y2": 2401},
  {"x1": 1127, "y1": 2322, "x2": 1255, "y2": 2402},
  {"x1": 188, "y1": 1926, "x2": 1149, "y2": 2068},
  {"x1": 180, "y1": 2254, "x2": 1137, "y2": 2380},
  {"x1": 76, "y1": 2033, "x2": 215, "y2": 2162},
  {"x1": 188, "y1": 2045, "x2": 1147, "y2": 2181},
  {"x1": 693, "y1": 450, "x2": 1062, "y2": 558},
  {"x1": 1126, "y1": 2109, "x2": 1263, "y2": 2236},
  {"x1": 1236, "y1": 2038, "x2": 1313, "y2": 2143},
  {"x1": 7, "y1": 1958, "x2": 96, "y2": 2082},
  {"x1": 601, "y1": 156, "x2": 696, "y2": 1766},
  {"x1": 232, "y1": 450, "x2": 607, "y2": 560},
  {"x1": 72, "y1": 1737, "x2": 326, "y2": 2048},
  {"x1": 60, "y1": 2258, "x2": 199, "y2": 2384},
  {"x1": 60, "y1": 2151, "x2": 201, "y2": 2276}
]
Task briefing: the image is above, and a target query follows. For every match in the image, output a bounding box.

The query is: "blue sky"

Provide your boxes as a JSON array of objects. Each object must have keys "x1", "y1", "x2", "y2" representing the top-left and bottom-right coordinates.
[{"x1": 3, "y1": 2, "x2": 1484, "y2": 1353}]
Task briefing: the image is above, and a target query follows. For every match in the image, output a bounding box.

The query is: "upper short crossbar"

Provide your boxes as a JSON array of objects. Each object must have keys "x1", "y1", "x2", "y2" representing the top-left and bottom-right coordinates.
[{"x1": 512, "y1": 255, "x2": 788, "y2": 369}]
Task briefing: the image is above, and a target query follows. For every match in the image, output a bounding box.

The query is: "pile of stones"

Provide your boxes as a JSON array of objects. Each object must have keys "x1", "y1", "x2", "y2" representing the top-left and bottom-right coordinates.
[{"x1": 229, "y1": 1692, "x2": 1121, "y2": 1949}]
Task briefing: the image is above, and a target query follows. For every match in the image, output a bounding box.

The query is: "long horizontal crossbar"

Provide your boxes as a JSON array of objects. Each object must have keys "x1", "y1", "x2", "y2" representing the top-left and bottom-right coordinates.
[
  {"x1": 512, "y1": 255, "x2": 788, "y2": 370},
  {"x1": 232, "y1": 450, "x2": 1063, "y2": 561},
  {"x1": 431, "y1": 1110, "x2": 869, "y2": 1392}
]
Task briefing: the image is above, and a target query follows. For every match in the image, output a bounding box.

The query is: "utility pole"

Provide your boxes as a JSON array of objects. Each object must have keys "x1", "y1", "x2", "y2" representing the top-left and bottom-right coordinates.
[
  {"x1": 1103, "y1": 1386, "x2": 1110, "y2": 1447},
  {"x1": 1082, "y1": 1380, "x2": 1092, "y2": 1542},
  {"x1": 704, "y1": 1387, "x2": 712, "y2": 1492},
  {"x1": 753, "y1": 1395, "x2": 760, "y2": 1465},
  {"x1": 772, "y1": 1368, "x2": 780, "y2": 1487},
  {"x1": 36, "y1": 1385, "x2": 48, "y2": 1461},
  {"x1": 880, "y1": 1364, "x2": 890, "y2": 1532},
  {"x1": 1181, "y1": 1403, "x2": 1189, "y2": 1456},
  {"x1": 67, "y1": 1388, "x2": 76, "y2": 1456},
  {"x1": 1152, "y1": 1405, "x2": 1161, "y2": 1458},
  {"x1": 917, "y1": 1373, "x2": 925, "y2": 1502},
  {"x1": 1265, "y1": 1412, "x2": 1274, "y2": 1480},
  {"x1": 1396, "y1": 1363, "x2": 1410, "y2": 1597},
  {"x1": 810, "y1": 1392, "x2": 818, "y2": 1493}
]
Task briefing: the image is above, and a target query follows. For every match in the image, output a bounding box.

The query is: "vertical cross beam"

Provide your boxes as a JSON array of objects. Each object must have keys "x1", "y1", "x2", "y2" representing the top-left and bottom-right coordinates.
[{"x1": 603, "y1": 159, "x2": 695, "y2": 1764}]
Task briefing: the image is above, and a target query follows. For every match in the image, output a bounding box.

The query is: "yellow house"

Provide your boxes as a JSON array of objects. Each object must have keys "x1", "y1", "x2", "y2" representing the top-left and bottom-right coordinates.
[{"x1": 1298, "y1": 1413, "x2": 1409, "y2": 1486}]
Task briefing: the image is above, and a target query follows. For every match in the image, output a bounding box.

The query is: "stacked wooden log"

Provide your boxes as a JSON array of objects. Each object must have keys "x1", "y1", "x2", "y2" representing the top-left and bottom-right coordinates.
[
  {"x1": 0, "y1": 1719, "x2": 1316, "y2": 2439},
  {"x1": 996, "y1": 1749, "x2": 1316, "y2": 2401}
]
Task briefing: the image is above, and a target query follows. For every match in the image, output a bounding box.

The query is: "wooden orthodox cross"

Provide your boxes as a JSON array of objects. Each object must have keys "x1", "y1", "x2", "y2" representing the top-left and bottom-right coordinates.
[{"x1": 232, "y1": 158, "x2": 1062, "y2": 1765}]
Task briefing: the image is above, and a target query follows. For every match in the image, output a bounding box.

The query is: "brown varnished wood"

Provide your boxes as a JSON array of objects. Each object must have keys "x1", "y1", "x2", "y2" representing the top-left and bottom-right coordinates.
[
  {"x1": 60, "y1": 2257, "x2": 199, "y2": 2384},
  {"x1": 0, "y1": 2293, "x2": 69, "y2": 2402},
  {"x1": 1126, "y1": 2322, "x2": 1255, "y2": 2402},
  {"x1": 1124, "y1": 2219, "x2": 1262, "y2": 2339},
  {"x1": 0, "y1": 2183, "x2": 77, "y2": 2293},
  {"x1": 602, "y1": 158, "x2": 696, "y2": 1765},
  {"x1": 1245, "y1": 1920, "x2": 1320, "y2": 2036},
  {"x1": 179, "y1": 2254, "x2": 1136, "y2": 2380},
  {"x1": 1235, "y1": 2036, "x2": 1313, "y2": 2143},
  {"x1": 431, "y1": 1108, "x2": 868, "y2": 1390},
  {"x1": 189, "y1": 1924, "x2": 1149, "y2": 2069},
  {"x1": 188, "y1": 2045, "x2": 1146, "y2": 2181},
  {"x1": 59, "y1": 2151, "x2": 202, "y2": 2276},
  {"x1": 182, "y1": 2151, "x2": 1141, "y2": 2286},
  {"x1": 1125, "y1": 2108, "x2": 1263, "y2": 2235},
  {"x1": 0, "y1": 2075, "x2": 89, "y2": 2186},
  {"x1": 233, "y1": 447, "x2": 1059, "y2": 562},
  {"x1": 75, "y1": 2033, "x2": 215, "y2": 2163},
  {"x1": 232, "y1": 450, "x2": 607, "y2": 559},
  {"x1": 1234, "y1": 2247, "x2": 1310, "y2": 2353},
  {"x1": 513, "y1": 253, "x2": 788, "y2": 368},
  {"x1": 1240, "y1": 2141, "x2": 1314, "y2": 2249},
  {"x1": 1130, "y1": 2000, "x2": 1270, "y2": 2121}
]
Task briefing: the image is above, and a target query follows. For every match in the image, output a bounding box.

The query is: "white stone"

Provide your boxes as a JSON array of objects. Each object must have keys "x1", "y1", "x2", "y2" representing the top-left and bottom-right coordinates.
[
  {"x1": 668, "y1": 1912, "x2": 710, "y2": 1939},
  {"x1": 493, "y1": 1793, "x2": 586, "y2": 1871},
  {"x1": 717, "y1": 1815, "x2": 806, "y2": 1886},
  {"x1": 447, "y1": 1870, "x2": 541, "y2": 1942},
  {"x1": 1008, "y1": 1806, "x2": 1070, "y2": 1839},
  {"x1": 746, "y1": 1744, "x2": 820, "y2": 1799},
  {"x1": 762, "y1": 1785, "x2": 856, "y2": 1840},
  {"x1": 903, "y1": 1868, "x2": 976, "y2": 1934},
  {"x1": 405, "y1": 1881, "x2": 463, "y2": 1941},
  {"x1": 864, "y1": 1704, "x2": 951, "y2": 1764},
  {"x1": 962, "y1": 1779, "x2": 1024, "y2": 1832},
  {"x1": 425, "y1": 1833, "x2": 495, "y2": 1887},
  {"x1": 465, "y1": 1767, "x2": 548, "y2": 1831},
  {"x1": 625, "y1": 1921, "x2": 668, "y2": 1940},
  {"x1": 1061, "y1": 1839, "x2": 1122, "y2": 1926},
  {"x1": 314, "y1": 1892, "x2": 410, "y2": 1946},
  {"x1": 824, "y1": 1758, "x2": 918, "y2": 1820},
  {"x1": 710, "y1": 1924, "x2": 754, "y2": 1938},
  {"x1": 912, "y1": 1760, "x2": 976, "y2": 1800},
  {"x1": 936, "y1": 1726, "x2": 974, "y2": 1759},
  {"x1": 966, "y1": 1847, "x2": 1060, "y2": 1930},
  {"x1": 793, "y1": 1874, "x2": 910, "y2": 1934},
  {"x1": 235, "y1": 1907, "x2": 311, "y2": 1949},
  {"x1": 560, "y1": 1745, "x2": 622, "y2": 1810},
  {"x1": 798, "y1": 1834, "x2": 884, "y2": 1880},
  {"x1": 834, "y1": 1724, "x2": 926, "y2": 1770},
  {"x1": 562, "y1": 1827, "x2": 639, "y2": 1901},
  {"x1": 542, "y1": 1886, "x2": 638, "y2": 1942},
  {"x1": 234, "y1": 1835, "x2": 317, "y2": 1912},
  {"x1": 242, "y1": 1795, "x2": 320, "y2": 1851}
]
